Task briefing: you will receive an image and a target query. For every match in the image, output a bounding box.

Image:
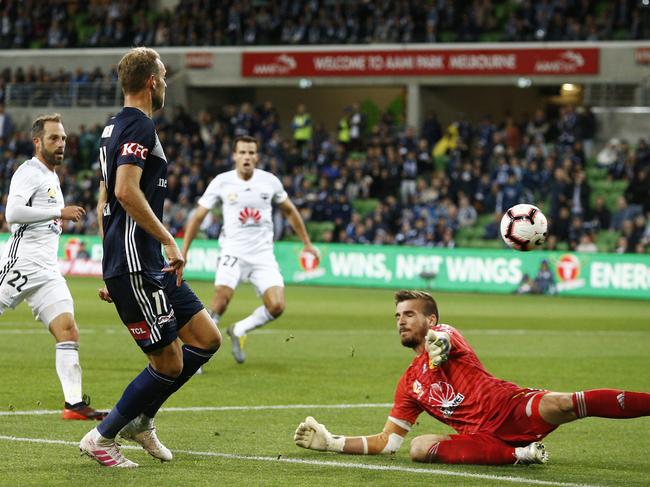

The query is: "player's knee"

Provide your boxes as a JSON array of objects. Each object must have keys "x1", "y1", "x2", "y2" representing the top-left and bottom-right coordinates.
[
  {"x1": 410, "y1": 434, "x2": 449, "y2": 463},
  {"x1": 48, "y1": 312, "x2": 79, "y2": 341},
  {"x1": 206, "y1": 328, "x2": 222, "y2": 351},
  {"x1": 267, "y1": 301, "x2": 285, "y2": 317},
  {"x1": 555, "y1": 393, "x2": 575, "y2": 414},
  {"x1": 409, "y1": 436, "x2": 438, "y2": 463},
  {"x1": 157, "y1": 360, "x2": 183, "y2": 378}
]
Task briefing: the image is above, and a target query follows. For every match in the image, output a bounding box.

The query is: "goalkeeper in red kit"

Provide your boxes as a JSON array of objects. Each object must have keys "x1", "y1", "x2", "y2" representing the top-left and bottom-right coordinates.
[{"x1": 294, "y1": 290, "x2": 650, "y2": 465}]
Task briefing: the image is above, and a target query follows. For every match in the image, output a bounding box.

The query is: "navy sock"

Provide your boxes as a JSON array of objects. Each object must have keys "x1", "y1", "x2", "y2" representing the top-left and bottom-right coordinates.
[
  {"x1": 142, "y1": 345, "x2": 216, "y2": 418},
  {"x1": 98, "y1": 365, "x2": 176, "y2": 439}
]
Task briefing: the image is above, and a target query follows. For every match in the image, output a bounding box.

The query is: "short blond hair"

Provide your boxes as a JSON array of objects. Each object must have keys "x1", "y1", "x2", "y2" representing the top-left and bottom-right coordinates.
[
  {"x1": 394, "y1": 290, "x2": 439, "y2": 318},
  {"x1": 118, "y1": 47, "x2": 161, "y2": 94},
  {"x1": 31, "y1": 113, "x2": 62, "y2": 139}
]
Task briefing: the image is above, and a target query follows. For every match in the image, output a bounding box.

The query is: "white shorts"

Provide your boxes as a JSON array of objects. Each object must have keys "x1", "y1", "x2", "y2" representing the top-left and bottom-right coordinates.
[
  {"x1": 215, "y1": 251, "x2": 284, "y2": 295},
  {"x1": 0, "y1": 259, "x2": 74, "y2": 324}
]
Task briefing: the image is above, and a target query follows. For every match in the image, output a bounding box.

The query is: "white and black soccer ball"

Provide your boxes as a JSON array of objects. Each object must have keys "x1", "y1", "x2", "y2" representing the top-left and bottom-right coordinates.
[{"x1": 500, "y1": 204, "x2": 548, "y2": 251}]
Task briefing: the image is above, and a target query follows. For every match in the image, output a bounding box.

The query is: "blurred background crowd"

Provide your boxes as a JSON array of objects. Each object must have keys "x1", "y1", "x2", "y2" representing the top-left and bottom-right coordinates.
[
  {"x1": 0, "y1": 0, "x2": 648, "y2": 49},
  {"x1": 1, "y1": 97, "x2": 648, "y2": 253},
  {"x1": 0, "y1": 0, "x2": 648, "y2": 254}
]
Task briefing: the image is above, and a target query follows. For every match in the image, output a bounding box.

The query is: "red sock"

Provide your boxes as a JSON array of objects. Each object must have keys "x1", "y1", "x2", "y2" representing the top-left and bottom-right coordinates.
[
  {"x1": 426, "y1": 436, "x2": 515, "y2": 465},
  {"x1": 572, "y1": 389, "x2": 650, "y2": 418}
]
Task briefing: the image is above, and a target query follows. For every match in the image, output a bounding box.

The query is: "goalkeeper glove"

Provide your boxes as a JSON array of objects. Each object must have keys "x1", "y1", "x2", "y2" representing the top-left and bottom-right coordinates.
[
  {"x1": 294, "y1": 416, "x2": 345, "y2": 452},
  {"x1": 426, "y1": 329, "x2": 451, "y2": 367}
]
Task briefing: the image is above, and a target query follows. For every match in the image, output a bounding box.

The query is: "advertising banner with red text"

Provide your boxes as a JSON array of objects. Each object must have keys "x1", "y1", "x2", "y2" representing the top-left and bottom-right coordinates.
[{"x1": 242, "y1": 48, "x2": 599, "y2": 77}]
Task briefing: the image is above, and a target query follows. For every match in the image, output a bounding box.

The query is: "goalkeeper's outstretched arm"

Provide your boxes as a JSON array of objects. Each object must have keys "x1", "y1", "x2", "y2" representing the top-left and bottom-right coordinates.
[{"x1": 294, "y1": 416, "x2": 409, "y2": 455}]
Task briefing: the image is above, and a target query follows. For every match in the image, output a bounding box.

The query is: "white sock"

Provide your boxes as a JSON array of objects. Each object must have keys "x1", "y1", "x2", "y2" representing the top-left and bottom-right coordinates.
[
  {"x1": 233, "y1": 306, "x2": 275, "y2": 337},
  {"x1": 56, "y1": 341, "x2": 83, "y2": 405}
]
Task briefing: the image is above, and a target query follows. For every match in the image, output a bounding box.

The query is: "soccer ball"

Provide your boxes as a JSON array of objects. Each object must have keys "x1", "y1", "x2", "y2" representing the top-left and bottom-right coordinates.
[{"x1": 500, "y1": 204, "x2": 548, "y2": 251}]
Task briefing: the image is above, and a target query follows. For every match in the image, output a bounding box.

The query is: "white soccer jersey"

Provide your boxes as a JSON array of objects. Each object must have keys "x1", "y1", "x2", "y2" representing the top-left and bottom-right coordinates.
[
  {"x1": 198, "y1": 169, "x2": 288, "y2": 256},
  {"x1": 1, "y1": 157, "x2": 64, "y2": 269}
]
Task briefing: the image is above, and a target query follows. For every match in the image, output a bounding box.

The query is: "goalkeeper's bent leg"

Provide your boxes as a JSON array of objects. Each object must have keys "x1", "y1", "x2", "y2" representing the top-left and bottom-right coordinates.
[{"x1": 413, "y1": 434, "x2": 518, "y2": 465}]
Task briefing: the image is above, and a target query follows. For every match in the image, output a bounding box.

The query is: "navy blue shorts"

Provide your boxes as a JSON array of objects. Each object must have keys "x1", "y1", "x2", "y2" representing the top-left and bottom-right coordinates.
[{"x1": 105, "y1": 271, "x2": 204, "y2": 353}]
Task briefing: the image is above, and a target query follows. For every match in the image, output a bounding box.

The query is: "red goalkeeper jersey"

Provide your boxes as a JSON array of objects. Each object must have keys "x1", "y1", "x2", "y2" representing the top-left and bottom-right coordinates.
[{"x1": 390, "y1": 324, "x2": 527, "y2": 435}]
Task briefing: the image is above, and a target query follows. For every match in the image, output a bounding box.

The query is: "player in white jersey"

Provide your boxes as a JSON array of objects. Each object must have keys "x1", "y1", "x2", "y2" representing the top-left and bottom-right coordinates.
[
  {"x1": 0, "y1": 114, "x2": 106, "y2": 420},
  {"x1": 182, "y1": 135, "x2": 318, "y2": 364}
]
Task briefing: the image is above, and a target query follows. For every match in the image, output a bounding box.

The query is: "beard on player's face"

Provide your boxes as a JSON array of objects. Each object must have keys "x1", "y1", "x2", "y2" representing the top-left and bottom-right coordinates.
[
  {"x1": 398, "y1": 321, "x2": 426, "y2": 349},
  {"x1": 40, "y1": 142, "x2": 64, "y2": 166},
  {"x1": 400, "y1": 335, "x2": 422, "y2": 348}
]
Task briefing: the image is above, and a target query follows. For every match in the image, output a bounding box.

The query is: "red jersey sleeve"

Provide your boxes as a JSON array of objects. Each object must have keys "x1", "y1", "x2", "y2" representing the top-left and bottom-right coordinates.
[{"x1": 389, "y1": 370, "x2": 423, "y2": 425}]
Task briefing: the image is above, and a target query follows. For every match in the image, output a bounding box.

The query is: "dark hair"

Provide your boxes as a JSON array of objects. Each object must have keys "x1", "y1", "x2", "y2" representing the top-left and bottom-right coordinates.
[
  {"x1": 394, "y1": 290, "x2": 439, "y2": 318},
  {"x1": 118, "y1": 47, "x2": 161, "y2": 94},
  {"x1": 232, "y1": 135, "x2": 259, "y2": 152},
  {"x1": 31, "y1": 113, "x2": 62, "y2": 139}
]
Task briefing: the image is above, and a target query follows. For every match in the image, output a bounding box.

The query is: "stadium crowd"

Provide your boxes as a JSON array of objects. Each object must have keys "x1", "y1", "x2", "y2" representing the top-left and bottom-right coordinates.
[
  {"x1": 0, "y1": 0, "x2": 648, "y2": 49},
  {"x1": 0, "y1": 99, "x2": 648, "y2": 254},
  {"x1": 0, "y1": 66, "x2": 120, "y2": 107}
]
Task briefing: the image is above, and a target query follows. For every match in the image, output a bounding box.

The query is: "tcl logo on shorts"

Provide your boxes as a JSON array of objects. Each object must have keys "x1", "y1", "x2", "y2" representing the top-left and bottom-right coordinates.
[
  {"x1": 120, "y1": 142, "x2": 149, "y2": 160},
  {"x1": 127, "y1": 321, "x2": 151, "y2": 340}
]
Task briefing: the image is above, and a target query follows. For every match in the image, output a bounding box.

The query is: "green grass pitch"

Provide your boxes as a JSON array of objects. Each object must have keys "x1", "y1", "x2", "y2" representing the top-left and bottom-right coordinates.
[{"x1": 0, "y1": 277, "x2": 649, "y2": 486}]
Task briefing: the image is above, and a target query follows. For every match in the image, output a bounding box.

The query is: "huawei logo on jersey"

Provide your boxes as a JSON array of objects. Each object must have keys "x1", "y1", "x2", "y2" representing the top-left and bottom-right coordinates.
[
  {"x1": 120, "y1": 142, "x2": 149, "y2": 160},
  {"x1": 239, "y1": 207, "x2": 261, "y2": 225},
  {"x1": 428, "y1": 382, "x2": 465, "y2": 418}
]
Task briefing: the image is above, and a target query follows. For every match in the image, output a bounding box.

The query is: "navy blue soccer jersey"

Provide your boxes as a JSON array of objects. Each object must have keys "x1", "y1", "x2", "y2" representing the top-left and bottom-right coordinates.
[{"x1": 99, "y1": 107, "x2": 168, "y2": 279}]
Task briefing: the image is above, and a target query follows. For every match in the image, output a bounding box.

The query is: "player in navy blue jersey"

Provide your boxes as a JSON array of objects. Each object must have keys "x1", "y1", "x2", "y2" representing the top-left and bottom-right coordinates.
[{"x1": 79, "y1": 47, "x2": 221, "y2": 468}]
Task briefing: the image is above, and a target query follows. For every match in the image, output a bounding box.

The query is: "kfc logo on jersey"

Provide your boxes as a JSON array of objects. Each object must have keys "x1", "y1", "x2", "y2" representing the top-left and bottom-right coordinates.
[
  {"x1": 428, "y1": 382, "x2": 465, "y2": 417},
  {"x1": 239, "y1": 207, "x2": 261, "y2": 225},
  {"x1": 120, "y1": 142, "x2": 149, "y2": 160},
  {"x1": 127, "y1": 321, "x2": 151, "y2": 340}
]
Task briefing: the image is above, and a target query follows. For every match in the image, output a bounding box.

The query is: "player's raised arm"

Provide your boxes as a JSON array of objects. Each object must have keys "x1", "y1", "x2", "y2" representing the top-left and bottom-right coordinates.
[
  {"x1": 181, "y1": 205, "x2": 210, "y2": 260},
  {"x1": 294, "y1": 417, "x2": 409, "y2": 455},
  {"x1": 114, "y1": 163, "x2": 184, "y2": 284},
  {"x1": 277, "y1": 198, "x2": 318, "y2": 257}
]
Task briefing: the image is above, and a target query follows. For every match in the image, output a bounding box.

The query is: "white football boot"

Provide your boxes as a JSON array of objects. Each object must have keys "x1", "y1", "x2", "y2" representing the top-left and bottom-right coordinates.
[
  {"x1": 79, "y1": 427, "x2": 138, "y2": 468},
  {"x1": 514, "y1": 442, "x2": 549, "y2": 465},
  {"x1": 119, "y1": 416, "x2": 173, "y2": 462}
]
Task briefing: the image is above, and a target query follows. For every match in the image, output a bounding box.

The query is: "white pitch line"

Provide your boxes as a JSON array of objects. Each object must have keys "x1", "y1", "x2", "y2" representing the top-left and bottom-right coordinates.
[
  {"x1": 0, "y1": 403, "x2": 393, "y2": 417},
  {"x1": 0, "y1": 435, "x2": 599, "y2": 487}
]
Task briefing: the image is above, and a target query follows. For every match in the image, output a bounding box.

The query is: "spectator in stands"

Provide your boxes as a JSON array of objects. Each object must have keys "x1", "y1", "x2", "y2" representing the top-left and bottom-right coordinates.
[
  {"x1": 590, "y1": 196, "x2": 611, "y2": 231},
  {"x1": 569, "y1": 168, "x2": 590, "y2": 218},
  {"x1": 611, "y1": 196, "x2": 639, "y2": 231},
  {"x1": 0, "y1": 103, "x2": 14, "y2": 140},
  {"x1": 615, "y1": 236, "x2": 630, "y2": 254},
  {"x1": 625, "y1": 167, "x2": 650, "y2": 212},
  {"x1": 576, "y1": 233, "x2": 598, "y2": 253},
  {"x1": 348, "y1": 102, "x2": 367, "y2": 152},
  {"x1": 291, "y1": 103, "x2": 312, "y2": 153},
  {"x1": 526, "y1": 109, "x2": 550, "y2": 142},
  {"x1": 551, "y1": 206, "x2": 571, "y2": 242},
  {"x1": 531, "y1": 260, "x2": 556, "y2": 295},
  {"x1": 575, "y1": 106, "x2": 597, "y2": 159}
]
